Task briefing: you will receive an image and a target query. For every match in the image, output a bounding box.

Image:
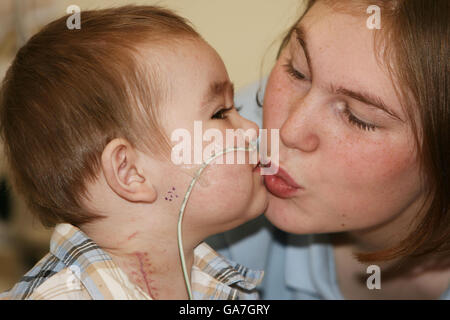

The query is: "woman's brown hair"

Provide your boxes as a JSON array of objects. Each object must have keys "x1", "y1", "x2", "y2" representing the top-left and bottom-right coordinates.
[
  {"x1": 0, "y1": 6, "x2": 200, "y2": 228},
  {"x1": 278, "y1": 0, "x2": 449, "y2": 264}
]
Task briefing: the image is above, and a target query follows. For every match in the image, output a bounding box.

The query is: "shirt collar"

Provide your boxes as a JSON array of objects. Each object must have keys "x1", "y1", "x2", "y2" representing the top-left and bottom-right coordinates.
[
  {"x1": 192, "y1": 242, "x2": 264, "y2": 299},
  {"x1": 50, "y1": 224, "x2": 263, "y2": 299},
  {"x1": 50, "y1": 223, "x2": 146, "y2": 299}
]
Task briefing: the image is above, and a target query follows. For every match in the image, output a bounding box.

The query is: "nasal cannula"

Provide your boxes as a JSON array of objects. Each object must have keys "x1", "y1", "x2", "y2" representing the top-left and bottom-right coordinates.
[{"x1": 177, "y1": 138, "x2": 260, "y2": 300}]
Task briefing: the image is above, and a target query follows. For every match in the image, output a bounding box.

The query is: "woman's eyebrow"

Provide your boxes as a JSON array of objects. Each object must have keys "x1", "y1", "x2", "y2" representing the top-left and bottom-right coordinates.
[
  {"x1": 331, "y1": 84, "x2": 403, "y2": 121},
  {"x1": 294, "y1": 25, "x2": 402, "y2": 122}
]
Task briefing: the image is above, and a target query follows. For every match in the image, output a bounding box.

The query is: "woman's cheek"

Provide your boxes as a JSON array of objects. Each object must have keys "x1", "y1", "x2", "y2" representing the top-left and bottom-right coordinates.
[
  {"x1": 331, "y1": 138, "x2": 390, "y2": 186},
  {"x1": 263, "y1": 65, "x2": 293, "y2": 128},
  {"x1": 325, "y1": 135, "x2": 421, "y2": 222}
]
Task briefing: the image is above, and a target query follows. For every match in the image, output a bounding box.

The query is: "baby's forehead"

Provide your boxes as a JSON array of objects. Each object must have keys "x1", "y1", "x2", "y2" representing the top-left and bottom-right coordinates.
[
  {"x1": 137, "y1": 37, "x2": 219, "y2": 79},
  {"x1": 138, "y1": 38, "x2": 230, "y2": 97}
]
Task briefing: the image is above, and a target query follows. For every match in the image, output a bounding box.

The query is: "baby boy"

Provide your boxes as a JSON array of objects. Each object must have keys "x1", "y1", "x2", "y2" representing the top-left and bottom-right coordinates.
[{"x1": 0, "y1": 6, "x2": 267, "y2": 299}]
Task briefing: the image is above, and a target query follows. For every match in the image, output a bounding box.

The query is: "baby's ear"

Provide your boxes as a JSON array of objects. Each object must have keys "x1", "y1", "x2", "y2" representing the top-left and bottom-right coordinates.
[{"x1": 101, "y1": 138, "x2": 157, "y2": 203}]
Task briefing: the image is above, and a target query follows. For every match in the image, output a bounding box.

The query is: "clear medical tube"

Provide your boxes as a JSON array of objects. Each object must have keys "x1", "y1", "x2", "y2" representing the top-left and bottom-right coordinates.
[{"x1": 177, "y1": 140, "x2": 258, "y2": 300}]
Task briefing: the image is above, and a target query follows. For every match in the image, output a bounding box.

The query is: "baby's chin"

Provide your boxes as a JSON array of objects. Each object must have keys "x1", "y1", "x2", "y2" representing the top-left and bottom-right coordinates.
[
  {"x1": 204, "y1": 195, "x2": 267, "y2": 237},
  {"x1": 231, "y1": 188, "x2": 268, "y2": 228}
]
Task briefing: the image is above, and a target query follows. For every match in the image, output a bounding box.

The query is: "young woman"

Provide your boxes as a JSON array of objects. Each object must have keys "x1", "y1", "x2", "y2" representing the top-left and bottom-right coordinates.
[{"x1": 209, "y1": 0, "x2": 449, "y2": 299}]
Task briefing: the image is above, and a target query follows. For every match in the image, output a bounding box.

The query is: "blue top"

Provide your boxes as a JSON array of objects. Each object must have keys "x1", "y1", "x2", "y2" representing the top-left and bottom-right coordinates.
[{"x1": 206, "y1": 80, "x2": 450, "y2": 300}]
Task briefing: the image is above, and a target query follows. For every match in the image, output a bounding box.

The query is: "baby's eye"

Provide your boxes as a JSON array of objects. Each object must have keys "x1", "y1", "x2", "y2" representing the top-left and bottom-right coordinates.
[{"x1": 212, "y1": 106, "x2": 234, "y2": 120}]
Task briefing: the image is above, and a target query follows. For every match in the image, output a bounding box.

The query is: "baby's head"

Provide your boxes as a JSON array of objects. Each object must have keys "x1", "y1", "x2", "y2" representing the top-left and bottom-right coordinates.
[{"x1": 0, "y1": 6, "x2": 267, "y2": 242}]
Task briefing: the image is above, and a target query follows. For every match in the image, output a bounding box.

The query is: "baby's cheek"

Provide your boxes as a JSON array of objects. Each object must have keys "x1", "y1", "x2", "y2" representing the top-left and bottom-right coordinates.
[
  {"x1": 204, "y1": 164, "x2": 251, "y2": 195},
  {"x1": 212, "y1": 168, "x2": 254, "y2": 215}
]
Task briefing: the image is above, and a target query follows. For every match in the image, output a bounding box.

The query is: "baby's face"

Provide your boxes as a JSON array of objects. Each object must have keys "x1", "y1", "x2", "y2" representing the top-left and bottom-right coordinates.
[{"x1": 144, "y1": 39, "x2": 268, "y2": 239}]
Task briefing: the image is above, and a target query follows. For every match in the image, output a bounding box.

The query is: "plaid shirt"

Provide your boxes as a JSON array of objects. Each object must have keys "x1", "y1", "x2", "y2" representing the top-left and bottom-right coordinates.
[{"x1": 0, "y1": 223, "x2": 263, "y2": 300}]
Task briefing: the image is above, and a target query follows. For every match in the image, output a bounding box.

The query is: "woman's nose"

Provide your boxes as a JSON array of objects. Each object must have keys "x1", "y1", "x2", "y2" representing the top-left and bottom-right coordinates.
[{"x1": 280, "y1": 102, "x2": 320, "y2": 153}]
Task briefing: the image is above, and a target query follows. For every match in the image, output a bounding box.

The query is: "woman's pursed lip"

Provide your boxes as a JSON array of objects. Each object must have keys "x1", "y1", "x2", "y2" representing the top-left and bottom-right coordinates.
[{"x1": 273, "y1": 164, "x2": 302, "y2": 189}]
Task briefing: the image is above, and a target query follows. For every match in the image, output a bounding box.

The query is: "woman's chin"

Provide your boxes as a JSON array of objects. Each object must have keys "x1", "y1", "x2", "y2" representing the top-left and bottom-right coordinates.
[{"x1": 264, "y1": 194, "x2": 321, "y2": 234}]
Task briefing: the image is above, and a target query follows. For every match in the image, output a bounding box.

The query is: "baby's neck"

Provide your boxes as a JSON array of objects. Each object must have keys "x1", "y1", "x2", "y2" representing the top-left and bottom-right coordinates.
[
  {"x1": 81, "y1": 221, "x2": 197, "y2": 300},
  {"x1": 107, "y1": 242, "x2": 195, "y2": 299}
]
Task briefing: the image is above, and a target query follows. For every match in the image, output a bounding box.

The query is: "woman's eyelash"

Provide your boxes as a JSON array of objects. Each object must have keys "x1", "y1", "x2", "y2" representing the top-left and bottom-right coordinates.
[
  {"x1": 284, "y1": 60, "x2": 376, "y2": 132},
  {"x1": 283, "y1": 61, "x2": 306, "y2": 80},
  {"x1": 342, "y1": 106, "x2": 377, "y2": 131}
]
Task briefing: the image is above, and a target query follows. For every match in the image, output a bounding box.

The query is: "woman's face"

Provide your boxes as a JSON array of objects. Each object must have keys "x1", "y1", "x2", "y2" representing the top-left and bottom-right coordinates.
[{"x1": 263, "y1": 1, "x2": 425, "y2": 237}]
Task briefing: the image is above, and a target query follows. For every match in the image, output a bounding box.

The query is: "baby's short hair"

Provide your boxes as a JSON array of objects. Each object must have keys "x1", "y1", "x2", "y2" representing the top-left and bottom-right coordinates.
[{"x1": 0, "y1": 6, "x2": 200, "y2": 227}]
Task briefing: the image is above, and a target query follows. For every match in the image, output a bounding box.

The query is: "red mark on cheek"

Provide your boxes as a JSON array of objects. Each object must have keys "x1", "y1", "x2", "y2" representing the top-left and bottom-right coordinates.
[{"x1": 127, "y1": 232, "x2": 138, "y2": 241}]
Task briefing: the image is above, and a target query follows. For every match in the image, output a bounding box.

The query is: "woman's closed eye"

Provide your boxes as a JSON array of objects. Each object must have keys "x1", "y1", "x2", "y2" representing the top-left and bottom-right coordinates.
[
  {"x1": 283, "y1": 60, "x2": 307, "y2": 81},
  {"x1": 284, "y1": 60, "x2": 378, "y2": 132},
  {"x1": 341, "y1": 105, "x2": 378, "y2": 132}
]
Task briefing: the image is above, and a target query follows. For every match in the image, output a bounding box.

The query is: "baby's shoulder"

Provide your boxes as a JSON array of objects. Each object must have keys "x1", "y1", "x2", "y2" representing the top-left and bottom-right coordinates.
[
  {"x1": 28, "y1": 267, "x2": 91, "y2": 300},
  {"x1": 0, "y1": 252, "x2": 66, "y2": 299}
]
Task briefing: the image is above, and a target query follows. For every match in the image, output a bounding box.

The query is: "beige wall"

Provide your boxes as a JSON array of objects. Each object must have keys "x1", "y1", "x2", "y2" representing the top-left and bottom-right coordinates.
[
  {"x1": 1, "y1": 0, "x2": 306, "y2": 89},
  {"x1": 0, "y1": 0, "x2": 306, "y2": 174},
  {"x1": 114, "y1": 0, "x2": 304, "y2": 88}
]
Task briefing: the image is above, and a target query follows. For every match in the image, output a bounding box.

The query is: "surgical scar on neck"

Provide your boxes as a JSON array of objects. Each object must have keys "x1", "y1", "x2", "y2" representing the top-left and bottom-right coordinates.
[{"x1": 129, "y1": 251, "x2": 158, "y2": 299}]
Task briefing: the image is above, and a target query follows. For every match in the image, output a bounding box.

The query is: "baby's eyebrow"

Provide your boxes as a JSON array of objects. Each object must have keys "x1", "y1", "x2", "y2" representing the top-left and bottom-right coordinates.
[{"x1": 202, "y1": 80, "x2": 234, "y2": 107}]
